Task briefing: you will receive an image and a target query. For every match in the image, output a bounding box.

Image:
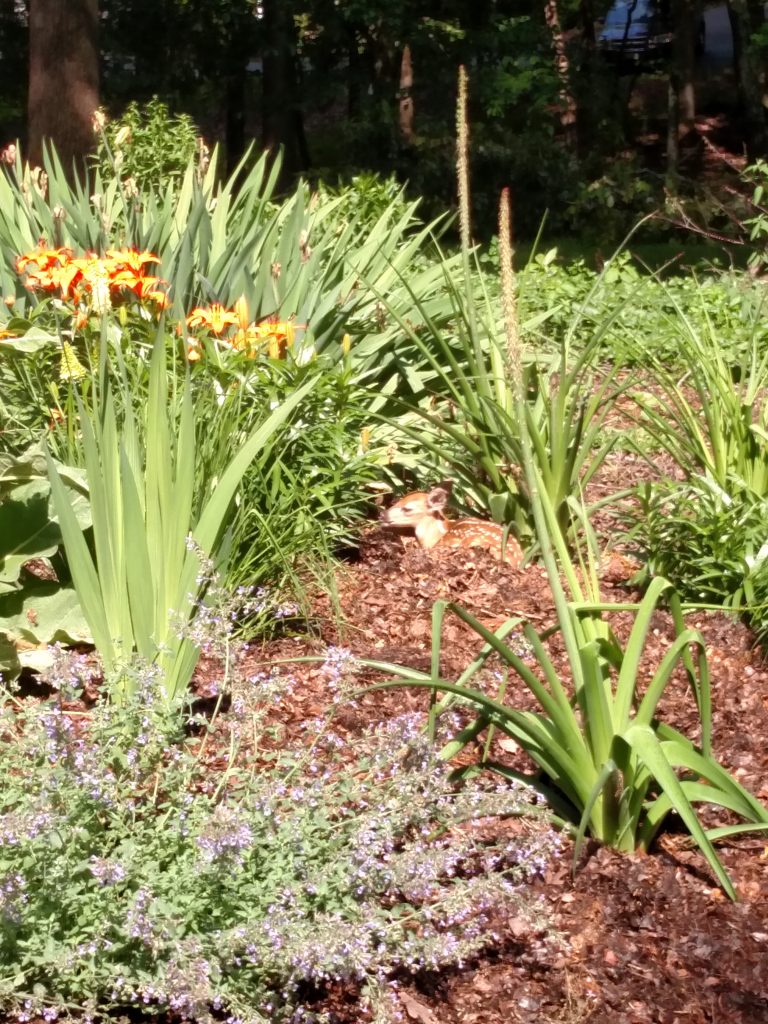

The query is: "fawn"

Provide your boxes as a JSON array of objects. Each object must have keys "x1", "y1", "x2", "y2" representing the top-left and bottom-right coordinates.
[{"x1": 381, "y1": 484, "x2": 523, "y2": 566}]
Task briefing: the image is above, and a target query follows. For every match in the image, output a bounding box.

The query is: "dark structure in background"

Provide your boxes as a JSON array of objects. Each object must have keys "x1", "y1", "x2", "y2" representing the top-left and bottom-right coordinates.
[
  {"x1": 1, "y1": 1, "x2": 768, "y2": 239},
  {"x1": 27, "y1": 0, "x2": 99, "y2": 168}
]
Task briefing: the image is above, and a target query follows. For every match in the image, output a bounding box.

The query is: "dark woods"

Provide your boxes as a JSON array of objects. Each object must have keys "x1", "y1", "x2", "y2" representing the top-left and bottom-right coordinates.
[{"x1": 3, "y1": 1, "x2": 768, "y2": 238}]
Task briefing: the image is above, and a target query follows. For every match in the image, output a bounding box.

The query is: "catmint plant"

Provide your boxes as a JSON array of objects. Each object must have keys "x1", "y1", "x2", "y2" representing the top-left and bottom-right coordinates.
[{"x1": 0, "y1": 648, "x2": 559, "y2": 1024}]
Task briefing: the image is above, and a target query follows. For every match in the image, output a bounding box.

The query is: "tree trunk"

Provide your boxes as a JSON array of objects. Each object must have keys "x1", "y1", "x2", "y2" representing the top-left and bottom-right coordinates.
[
  {"x1": 261, "y1": 0, "x2": 309, "y2": 180},
  {"x1": 666, "y1": 76, "x2": 680, "y2": 190},
  {"x1": 28, "y1": 0, "x2": 99, "y2": 171},
  {"x1": 672, "y1": 0, "x2": 699, "y2": 135},
  {"x1": 728, "y1": 0, "x2": 767, "y2": 158},
  {"x1": 542, "y1": 0, "x2": 578, "y2": 150},
  {"x1": 667, "y1": 0, "x2": 700, "y2": 183},
  {"x1": 398, "y1": 44, "x2": 414, "y2": 147}
]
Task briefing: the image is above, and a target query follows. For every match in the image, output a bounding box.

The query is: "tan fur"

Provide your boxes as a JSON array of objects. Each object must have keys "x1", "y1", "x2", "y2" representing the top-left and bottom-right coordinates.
[{"x1": 381, "y1": 485, "x2": 523, "y2": 566}]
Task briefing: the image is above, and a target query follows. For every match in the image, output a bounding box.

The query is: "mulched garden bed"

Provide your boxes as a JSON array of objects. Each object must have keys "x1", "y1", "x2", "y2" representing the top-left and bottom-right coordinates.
[
  {"x1": 10, "y1": 453, "x2": 768, "y2": 1024},
  {"x1": 224, "y1": 513, "x2": 768, "y2": 1024}
]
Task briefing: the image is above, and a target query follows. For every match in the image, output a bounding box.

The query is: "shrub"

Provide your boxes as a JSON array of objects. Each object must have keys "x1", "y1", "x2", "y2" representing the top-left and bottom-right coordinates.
[
  {"x1": 634, "y1": 477, "x2": 768, "y2": 605},
  {"x1": 632, "y1": 477, "x2": 768, "y2": 643},
  {"x1": 92, "y1": 97, "x2": 201, "y2": 191},
  {"x1": 511, "y1": 249, "x2": 768, "y2": 368},
  {"x1": 0, "y1": 649, "x2": 557, "y2": 1024}
]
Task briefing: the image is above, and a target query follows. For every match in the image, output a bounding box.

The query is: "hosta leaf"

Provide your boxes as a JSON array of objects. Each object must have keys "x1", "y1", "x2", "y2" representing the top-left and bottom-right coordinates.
[{"x1": 0, "y1": 581, "x2": 91, "y2": 646}]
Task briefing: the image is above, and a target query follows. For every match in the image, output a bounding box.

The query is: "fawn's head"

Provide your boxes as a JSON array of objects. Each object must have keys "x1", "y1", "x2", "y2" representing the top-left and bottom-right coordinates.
[{"x1": 380, "y1": 484, "x2": 452, "y2": 528}]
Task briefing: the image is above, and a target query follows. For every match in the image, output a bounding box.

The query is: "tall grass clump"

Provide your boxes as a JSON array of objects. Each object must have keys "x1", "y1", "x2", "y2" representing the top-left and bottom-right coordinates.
[
  {"x1": 375, "y1": 69, "x2": 624, "y2": 553},
  {"x1": 626, "y1": 287, "x2": 768, "y2": 638},
  {"x1": 46, "y1": 329, "x2": 315, "y2": 702},
  {"x1": 0, "y1": 647, "x2": 558, "y2": 1024}
]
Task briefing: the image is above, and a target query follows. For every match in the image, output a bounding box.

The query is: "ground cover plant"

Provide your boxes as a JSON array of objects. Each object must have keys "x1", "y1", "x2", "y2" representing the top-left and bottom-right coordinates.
[{"x1": 0, "y1": 647, "x2": 557, "y2": 1024}]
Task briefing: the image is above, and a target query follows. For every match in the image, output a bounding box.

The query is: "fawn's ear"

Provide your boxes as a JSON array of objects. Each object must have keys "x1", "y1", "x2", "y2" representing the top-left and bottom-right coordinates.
[{"x1": 426, "y1": 485, "x2": 451, "y2": 511}]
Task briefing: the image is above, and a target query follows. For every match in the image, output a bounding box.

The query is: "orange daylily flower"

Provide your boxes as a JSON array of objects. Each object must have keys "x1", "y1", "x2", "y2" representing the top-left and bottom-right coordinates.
[
  {"x1": 16, "y1": 246, "x2": 73, "y2": 275},
  {"x1": 186, "y1": 304, "x2": 239, "y2": 334},
  {"x1": 234, "y1": 295, "x2": 250, "y2": 331},
  {"x1": 47, "y1": 261, "x2": 84, "y2": 300},
  {"x1": 143, "y1": 287, "x2": 171, "y2": 308},
  {"x1": 15, "y1": 244, "x2": 170, "y2": 313},
  {"x1": 105, "y1": 248, "x2": 161, "y2": 271},
  {"x1": 252, "y1": 319, "x2": 296, "y2": 359}
]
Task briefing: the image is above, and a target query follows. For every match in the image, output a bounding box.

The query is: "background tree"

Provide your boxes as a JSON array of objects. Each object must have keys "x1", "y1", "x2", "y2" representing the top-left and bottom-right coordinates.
[
  {"x1": 0, "y1": 0, "x2": 762, "y2": 245},
  {"x1": 727, "y1": 0, "x2": 767, "y2": 158},
  {"x1": 27, "y1": 0, "x2": 99, "y2": 168},
  {"x1": 667, "y1": 0, "x2": 702, "y2": 186}
]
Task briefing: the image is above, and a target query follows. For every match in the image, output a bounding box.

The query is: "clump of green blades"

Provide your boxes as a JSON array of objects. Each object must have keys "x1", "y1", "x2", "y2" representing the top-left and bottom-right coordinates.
[
  {"x1": 367, "y1": 568, "x2": 768, "y2": 900},
  {"x1": 46, "y1": 332, "x2": 313, "y2": 702}
]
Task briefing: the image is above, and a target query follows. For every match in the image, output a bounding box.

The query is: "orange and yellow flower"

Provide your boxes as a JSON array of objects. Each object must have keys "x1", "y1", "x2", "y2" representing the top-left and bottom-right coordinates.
[
  {"x1": 15, "y1": 245, "x2": 170, "y2": 312},
  {"x1": 185, "y1": 296, "x2": 300, "y2": 362},
  {"x1": 186, "y1": 303, "x2": 239, "y2": 335}
]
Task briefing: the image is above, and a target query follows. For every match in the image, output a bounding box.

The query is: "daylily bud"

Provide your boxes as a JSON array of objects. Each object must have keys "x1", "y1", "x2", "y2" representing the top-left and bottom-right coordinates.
[{"x1": 114, "y1": 125, "x2": 132, "y2": 148}]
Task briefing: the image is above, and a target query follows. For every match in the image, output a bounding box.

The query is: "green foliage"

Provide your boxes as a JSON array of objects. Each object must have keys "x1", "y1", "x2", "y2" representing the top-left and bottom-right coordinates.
[
  {"x1": 313, "y1": 173, "x2": 409, "y2": 232},
  {"x1": 375, "y1": 241, "x2": 620, "y2": 551},
  {"x1": 0, "y1": 445, "x2": 91, "y2": 679},
  {"x1": 188, "y1": 344, "x2": 384, "y2": 597},
  {"x1": 629, "y1": 474, "x2": 768, "y2": 645},
  {"x1": 0, "y1": 651, "x2": 555, "y2": 1023},
  {"x1": 634, "y1": 476, "x2": 768, "y2": 605},
  {"x1": 743, "y1": 159, "x2": 768, "y2": 270},
  {"x1": 564, "y1": 155, "x2": 656, "y2": 242},
  {"x1": 512, "y1": 249, "x2": 768, "y2": 367},
  {"x1": 632, "y1": 297, "x2": 768, "y2": 496},
  {"x1": 92, "y1": 97, "x2": 201, "y2": 191},
  {"x1": 47, "y1": 332, "x2": 314, "y2": 702},
  {"x1": 0, "y1": 311, "x2": 87, "y2": 457},
  {"x1": 367, "y1": 577, "x2": 768, "y2": 900}
]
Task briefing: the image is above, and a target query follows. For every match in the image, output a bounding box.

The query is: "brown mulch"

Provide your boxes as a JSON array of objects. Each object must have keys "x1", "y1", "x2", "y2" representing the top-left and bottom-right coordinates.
[
  {"x1": 13, "y1": 442, "x2": 768, "y2": 1024},
  {"x1": 226, "y1": 505, "x2": 768, "y2": 1024}
]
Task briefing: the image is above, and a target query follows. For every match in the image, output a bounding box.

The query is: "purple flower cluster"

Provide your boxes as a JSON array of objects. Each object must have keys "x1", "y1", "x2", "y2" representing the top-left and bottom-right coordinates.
[
  {"x1": 0, "y1": 808, "x2": 56, "y2": 847},
  {"x1": 0, "y1": 872, "x2": 28, "y2": 925},
  {"x1": 88, "y1": 856, "x2": 127, "y2": 886},
  {"x1": 125, "y1": 887, "x2": 158, "y2": 947},
  {"x1": 196, "y1": 803, "x2": 254, "y2": 867}
]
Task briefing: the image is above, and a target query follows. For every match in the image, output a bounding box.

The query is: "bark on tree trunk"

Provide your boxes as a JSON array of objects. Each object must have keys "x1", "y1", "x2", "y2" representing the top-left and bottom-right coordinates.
[
  {"x1": 672, "y1": 0, "x2": 698, "y2": 134},
  {"x1": 261, "y1": 0, "x2": 309, "y2": 180},
  {"x1": 728, "y1": 0, "x2": 767, "y2": 158},
  {"x1": 666, "y1": 76, "x2": 680, "y2": 190},
  {"x1": 398, "y1": 44, "x2": 414, "y2": 147},
  {"x1": 28, "y1": 0, "x2": 99, "y2": 171},
  {"x1": 543, "y1": 0, "x2": 578, "y2": 150},
  {"x1": 667, "y1": 0, "x2": 700, "y2": 184}
]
